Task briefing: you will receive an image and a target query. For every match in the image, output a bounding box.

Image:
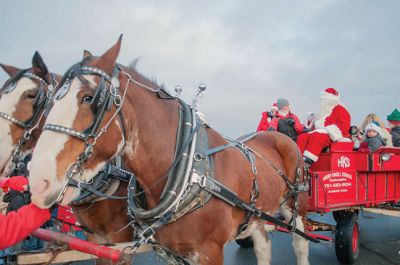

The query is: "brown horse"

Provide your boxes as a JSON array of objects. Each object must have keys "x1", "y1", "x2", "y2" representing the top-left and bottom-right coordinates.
[
  {"x1": 0, "y1": 52, "x2": 58, "y2": 177},
  {"x1": 0, "y1": 53, "x2": 133, "y2": 258},
  {"x1": 29, "y1": 37, "x2": 310, "y2": 265}
]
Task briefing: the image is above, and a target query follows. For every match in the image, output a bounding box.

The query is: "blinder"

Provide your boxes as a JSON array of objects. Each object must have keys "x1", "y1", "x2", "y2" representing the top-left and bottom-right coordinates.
[
  {"x1": 44, "y1": 62, "x2": 126, "y2": 204},
  {"x1": 0, "y1": 69, "x2": 53, "y2": 129},
  {"x1": 46, "y1": 64, "x2": 121, "y2": 143}
]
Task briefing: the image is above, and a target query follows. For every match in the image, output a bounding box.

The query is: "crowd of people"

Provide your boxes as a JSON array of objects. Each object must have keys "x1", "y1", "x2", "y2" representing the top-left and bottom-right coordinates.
[{"x1": 257, "y1": 87, "x2": 400, "y2": 167}]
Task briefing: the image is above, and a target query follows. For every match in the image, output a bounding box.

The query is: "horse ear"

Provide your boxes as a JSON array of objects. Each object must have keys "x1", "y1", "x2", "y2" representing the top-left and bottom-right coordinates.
[
  {"x1": 0, "y1": 63, "x2": 20, "y2": 77},
  {"x1": 32, "y1": 51, "x2": 49, "y2": 79},
  {"x1": 99, "y1": 34, "x2": 123, "y2": 73},
  {"x1": 83, "y1": 50, "x2": 93, "y2": 59}
]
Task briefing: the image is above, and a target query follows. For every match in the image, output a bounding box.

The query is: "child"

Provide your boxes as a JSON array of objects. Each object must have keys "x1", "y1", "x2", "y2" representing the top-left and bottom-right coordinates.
[
  {"x1": 349, "y1": 125, "x2": 363, "y2": 149},
  {"x1": 387, "y1": 108, "x2": 400, "y2": 147},
  {"x1": 358, "y1": 122, "x2": 387, "y2": 153}
]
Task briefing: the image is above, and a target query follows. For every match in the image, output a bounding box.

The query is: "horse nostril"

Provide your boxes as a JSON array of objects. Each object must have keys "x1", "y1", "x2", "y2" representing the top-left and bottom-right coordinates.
[{"x1": 43, "y1": 180, "x2": 50, "y2": 190}]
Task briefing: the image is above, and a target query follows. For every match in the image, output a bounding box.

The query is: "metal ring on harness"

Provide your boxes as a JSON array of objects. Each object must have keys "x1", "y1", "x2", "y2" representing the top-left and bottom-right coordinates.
[
  {"x1": 114, "y1": 95, "x2": 122, "y2": 106},
  {"x1": 193, "y1": 153, "x2": 203, "y2": 162}
]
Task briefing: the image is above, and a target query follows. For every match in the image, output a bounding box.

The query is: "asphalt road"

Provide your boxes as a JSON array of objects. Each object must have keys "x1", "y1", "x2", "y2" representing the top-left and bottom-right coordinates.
[{"x1": 127, "y1": 212, "x2": 400, "y2": 265}]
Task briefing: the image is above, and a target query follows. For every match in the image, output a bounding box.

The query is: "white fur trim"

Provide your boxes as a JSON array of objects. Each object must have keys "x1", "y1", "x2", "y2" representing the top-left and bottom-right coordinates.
[
  {"x1": 337, "y1": 137, "x2": 352, "y2": 142},
  {"x1": 325, "y1": 124, "x2": 343, "y2": 141},
  {"x1": 313, "y1": 128, "x2": 328, "y2": 134},
  {"x1": 364, "y1": 123, "x2": 384, "y2": 137},
  {"x1": 303, "y1": 150, "x2": 319, "y2": 162},
  {"x1": 320, "y1": 90, "x2": 340, "y2": 101}
]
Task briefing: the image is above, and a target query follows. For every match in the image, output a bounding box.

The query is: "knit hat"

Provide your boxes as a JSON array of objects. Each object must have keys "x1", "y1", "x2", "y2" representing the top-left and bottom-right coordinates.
[
  {"x1": 320, "y1": 87, "x2": 340, "y2": 101},
  {"x1": 0, "y1": 176, "x2": 28, "y2": 192},
  {"x1": 387, "y1": 109, "x2": 400, "y2": 125},
  {"x1": 364, "y1": 122, "x2": 383, "y2": 137},
  {"x1": 271, "y1": 103, "x2": 278, "y2": 111},
  {"x1": 276, "y1": 98, "x2": 289, "y2": 110}
]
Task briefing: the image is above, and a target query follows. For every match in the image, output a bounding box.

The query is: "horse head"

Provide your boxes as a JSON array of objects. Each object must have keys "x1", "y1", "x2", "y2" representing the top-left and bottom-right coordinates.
[
  {"x1": 29, "y1": 36, "x2": 127, "y2": 208},
  {"x1": 0, "y1": 52, "x2": 59, "y2": 176}
]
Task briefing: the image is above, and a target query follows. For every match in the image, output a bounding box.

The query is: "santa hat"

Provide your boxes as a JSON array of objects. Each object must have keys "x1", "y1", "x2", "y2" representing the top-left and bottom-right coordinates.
[
  {"x1": 320, "y1": 87, "x2": 340, "y2": 101},
  {"x1": 364, "y1": 122, "x2": 383, "y2": 137},
  {"x1": 271, "y1": 103, "x2": 278, "y2": 111}
]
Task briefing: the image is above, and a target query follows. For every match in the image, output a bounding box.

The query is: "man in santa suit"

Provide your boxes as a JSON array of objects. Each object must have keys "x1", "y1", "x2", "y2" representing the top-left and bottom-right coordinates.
[{"x1": 297, "y1": 88, "x2": 351, "y2": 165}]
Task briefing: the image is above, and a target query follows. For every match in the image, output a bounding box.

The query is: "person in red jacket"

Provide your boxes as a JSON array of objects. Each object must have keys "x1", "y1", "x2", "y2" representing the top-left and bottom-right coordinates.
[
  {"x1": 268, "y1": 98, "x2": 304, "y2": 141},
  {"x1": 0, "y1": 177, "x2": 51, "y2": 250},
  {"x1": 0, "y1": 203, "x2": 50, "y2": 250},
  {"x1": 256, "y1": 103, "x2": 278, "y2": 132},
  {"x1": 297, "y1": 88, "x2": 351, "y2": 166}
]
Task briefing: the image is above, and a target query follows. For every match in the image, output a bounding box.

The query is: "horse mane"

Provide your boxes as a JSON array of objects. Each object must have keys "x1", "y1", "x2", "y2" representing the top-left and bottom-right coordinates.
[{"x1": 126, "y1": 58, "x2": 165, "y2": 91}]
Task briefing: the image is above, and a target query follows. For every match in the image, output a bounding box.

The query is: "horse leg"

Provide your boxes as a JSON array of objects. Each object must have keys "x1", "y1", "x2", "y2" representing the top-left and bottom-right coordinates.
[
  {"x1": 251, "y1": 225, "x2": 272, "y2": 265},
  {"x1": 279, "y1": 204, "x2": 309, "y2": 265},
  {"x1": 291, "y1": 216, "x2": 309, "y2": 265},
  {"x1": 184, "y1": 242, "x2": 223, "y2": 265}
]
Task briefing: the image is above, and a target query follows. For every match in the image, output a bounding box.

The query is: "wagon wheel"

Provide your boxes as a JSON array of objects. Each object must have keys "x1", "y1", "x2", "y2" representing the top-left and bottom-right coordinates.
[
  {"x1": 235, "y1": 237, "x2": 254, "y2": 248},
  {"x1": 332, "y1": 210, "x2": 359, "y2": 222},
  {"x1": 335, "y1": 213, "x2": 360, "y2": 264}
]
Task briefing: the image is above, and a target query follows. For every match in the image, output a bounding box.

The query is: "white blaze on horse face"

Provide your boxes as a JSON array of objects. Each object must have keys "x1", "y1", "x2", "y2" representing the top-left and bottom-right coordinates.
[
  {"x1": 29, "y1": 77, "x2": 85, "y2": 207},
  {"x1": 0, "y1": 78, "x2": 35, "y2": 172}
]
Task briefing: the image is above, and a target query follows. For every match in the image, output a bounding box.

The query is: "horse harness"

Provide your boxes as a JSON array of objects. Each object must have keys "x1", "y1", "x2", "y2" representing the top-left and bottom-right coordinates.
[
  {"x1": 42, "y1": 61, "x2": 318, "y2": 263},
  {"x1": 42, "y1": 62, "x2": 134, "y2": 204},
  {"x1": 0, "y1": 69, "x2": 58, "y2": 177}
]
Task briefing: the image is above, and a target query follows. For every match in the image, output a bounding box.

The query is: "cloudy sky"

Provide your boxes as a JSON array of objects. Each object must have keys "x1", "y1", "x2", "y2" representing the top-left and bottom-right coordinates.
[{"x1": 1, "y1": 0, "x2": 399, "y2": 137}]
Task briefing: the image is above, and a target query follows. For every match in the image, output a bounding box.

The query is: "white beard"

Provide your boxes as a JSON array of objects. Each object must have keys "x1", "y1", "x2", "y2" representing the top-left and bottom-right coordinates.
[
  {"x1": 314, "y1": 98, "x2": 339, "y2": 129},
  {"x1": 319, "y1": 98, "x2": 338, "y2": 118}
]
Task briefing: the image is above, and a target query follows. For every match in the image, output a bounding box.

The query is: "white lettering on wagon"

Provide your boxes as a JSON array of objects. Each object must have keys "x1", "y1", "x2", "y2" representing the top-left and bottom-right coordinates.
[
  {"x1": 322, "y1": 172, "x2": 353, "y2": 192},
  {"x1": 337, "y1": 155, "x2": 351, "y2": 168}
]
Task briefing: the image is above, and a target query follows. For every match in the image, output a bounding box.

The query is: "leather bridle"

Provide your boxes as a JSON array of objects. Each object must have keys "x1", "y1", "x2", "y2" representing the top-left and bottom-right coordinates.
[
  {"x1": 42, "y1": 62, "x2": 128, "y2": 203},
  {"x1": 0, "y1": 69, "x2": 56, "y2": 130},
  {"x1": 0, "y1": 69, "x2": 57, "y2": 176}
]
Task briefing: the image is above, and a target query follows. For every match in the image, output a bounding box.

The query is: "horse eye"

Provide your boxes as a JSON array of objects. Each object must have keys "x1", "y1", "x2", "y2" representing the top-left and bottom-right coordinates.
[
  {"x1": 26, "y1": 91, "x2": 38, "y2": 99},
  {"x1": 82, "y1": 95, "x2": 93, "y2": 104}
]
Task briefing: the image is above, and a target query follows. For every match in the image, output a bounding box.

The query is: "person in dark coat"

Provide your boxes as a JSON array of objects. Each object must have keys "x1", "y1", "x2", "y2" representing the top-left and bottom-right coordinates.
[
  {"x1": 387, "y1": 108, "x2": 400, "y2": 147},
  {"x1": 268, "y1": 98, "x2": 304, "y2": 141},
  {"x1": 358, "y1": 122, "x2": 387, "y2": 152}
]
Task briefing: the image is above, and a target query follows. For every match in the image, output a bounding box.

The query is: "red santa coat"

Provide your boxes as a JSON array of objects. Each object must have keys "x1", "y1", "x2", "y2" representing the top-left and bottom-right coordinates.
[
  {"x1": 0, "y1": 203, "x2": 50, "y2": 249},
  {"x1": 313, "y1": 104, "x2": 351, "y2": 141},
  {"x1": 297, "y1": 104, "x2": 351, "y2": 162}
]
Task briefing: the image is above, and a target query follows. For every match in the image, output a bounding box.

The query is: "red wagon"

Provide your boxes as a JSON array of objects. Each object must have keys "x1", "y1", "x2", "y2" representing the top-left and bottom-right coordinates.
[{"x1": 307, "y1": 142, "x2": 400, "y2": 264}]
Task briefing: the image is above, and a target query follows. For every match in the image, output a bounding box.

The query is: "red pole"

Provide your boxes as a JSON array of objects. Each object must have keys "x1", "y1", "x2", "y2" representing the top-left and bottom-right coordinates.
[{"x1": 32, "y1": 228, "x2": 122, "y2": 262}]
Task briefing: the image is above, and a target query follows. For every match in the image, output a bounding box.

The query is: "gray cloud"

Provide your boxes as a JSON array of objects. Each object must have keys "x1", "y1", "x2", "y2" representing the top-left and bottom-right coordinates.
[{"x1": 1, "y1": 0, "x2": 399, "y2": 136}]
